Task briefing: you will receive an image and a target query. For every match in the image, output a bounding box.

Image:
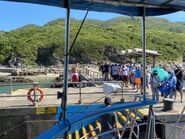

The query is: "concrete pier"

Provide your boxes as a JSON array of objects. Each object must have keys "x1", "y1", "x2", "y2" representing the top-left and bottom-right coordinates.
[
  {"x1": 1, "y1": 104, "x2": 185, "y2": 139},
  {"x1": 0, "y1": 85, "x2": 185, "y2": 138},
  {"x1": 0, "y1": 106, "x2": 57, "y2": 139}
]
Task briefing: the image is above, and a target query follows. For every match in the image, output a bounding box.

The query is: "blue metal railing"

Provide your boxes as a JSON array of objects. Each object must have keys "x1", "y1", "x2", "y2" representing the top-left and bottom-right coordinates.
[{"x1": 37, "y1": 99, "x2": 157, "y2": 139}]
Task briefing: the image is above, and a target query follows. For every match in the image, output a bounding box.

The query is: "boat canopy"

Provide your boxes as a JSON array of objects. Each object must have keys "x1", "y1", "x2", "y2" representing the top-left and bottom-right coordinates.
[
  {"x1": 0, "y1": 0, "x2": 185, "y2": 16},
  {"x1": 119, "y1": 48, "x2": 161, "y2": 58}
]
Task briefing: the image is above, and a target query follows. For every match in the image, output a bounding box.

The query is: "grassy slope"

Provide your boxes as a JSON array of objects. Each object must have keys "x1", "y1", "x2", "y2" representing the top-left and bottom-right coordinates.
[{"x1": 0, "y1": 17, "x2": 185, "y2": 64}]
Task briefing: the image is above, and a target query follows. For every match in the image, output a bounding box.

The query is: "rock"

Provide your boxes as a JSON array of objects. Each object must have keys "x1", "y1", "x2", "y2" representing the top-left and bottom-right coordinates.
[
  {"x1": 69, "y1": 57, "x2": 77, "y2": 64},
  {"x1": 103, "y1": 46, "x2": 124, "y2": 63},
  {"x1": 103, "y1": 46, "x2": 118, "y2": 58},
  {"x1": 49, "y1": 54, "x2": 62, "y2": 66},
  {"x1": 11, "y1": 70, "x2": 19, "y2": 76},
  {"x1": 36, "y1": 45, "x2": 62, "y2": 66},
  {"x1": 28, "y1": 71, "x2": 34, "y2": 75},
  {"x1": 80, "y1": 53, "x2": 92, "y2": 64},
  {"x1": 10, "y1": 77, "x2": 32, "y2": 83},
  {"x1": 0, "y1": 76, "x2": 6, "y2": 82},
  {"x1": 0, "y1": 76, "x2": 32, "y2": 83}
]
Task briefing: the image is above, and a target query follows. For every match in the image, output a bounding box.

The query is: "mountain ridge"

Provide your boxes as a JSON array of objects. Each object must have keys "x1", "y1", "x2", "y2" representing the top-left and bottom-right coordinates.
[{"x1": 0, "y1": 17, "x2": 184, "y2": 65}]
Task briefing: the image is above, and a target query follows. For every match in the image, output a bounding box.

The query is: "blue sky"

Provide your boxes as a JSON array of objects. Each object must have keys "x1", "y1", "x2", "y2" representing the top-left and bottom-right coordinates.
[{"x1": 0, "y1": 1, "x2": 185, "y2": 31}]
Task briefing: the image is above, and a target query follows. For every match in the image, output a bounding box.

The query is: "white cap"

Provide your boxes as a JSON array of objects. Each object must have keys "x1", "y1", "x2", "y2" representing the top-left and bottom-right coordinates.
[{"x1": 177, "y1": 64, "x2": 182, "y2": 69}]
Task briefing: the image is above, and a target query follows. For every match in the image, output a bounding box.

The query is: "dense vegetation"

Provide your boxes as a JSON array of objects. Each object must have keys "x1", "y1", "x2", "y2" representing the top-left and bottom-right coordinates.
[{"x1": 0, "y1": 16, "x2": 185, "y2": 65}]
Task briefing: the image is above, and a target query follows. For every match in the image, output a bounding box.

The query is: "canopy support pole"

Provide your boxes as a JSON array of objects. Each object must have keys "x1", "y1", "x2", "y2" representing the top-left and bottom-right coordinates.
[
  {"x1": 146, "y1": 106, "x2": 156, "y2": 139},
  {"x1": 62, "y1": 0, "x2": 71, "y2": 120},
  {"x1": 142, "y1": 7, "x2": 146, "y2": 101},
  {"x1": 146, "y1": 106, "x2": 152, "y2": 139}
]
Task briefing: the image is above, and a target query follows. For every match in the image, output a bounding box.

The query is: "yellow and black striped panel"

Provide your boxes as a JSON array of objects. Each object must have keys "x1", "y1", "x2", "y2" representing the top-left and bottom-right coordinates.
[
  {"x1": 117, "y1": 111, "x2": 131, "y2": 125},
  {"x1": 67, "y1": 133, "x2": 72, "y2": 139},
  {"x1": 75, "y1": 130, "x2": 80, "y2": 139},
  {"x1": 115, "y1": 121, "x2": 123, "y2": 128},
  {"x1": 124, "y1": 109, "x2": 140, "y2": 120},
  {"x1": 137, "y1": 108, "x2": 149, "y2": 117},
  {"x1": 68, "y1": 108, "x2": 148, "y2": 139},
  {"x1": 95, "y1": 120, "x2": 102, "y2": 133},
  {"x1": 88, "y1": 124, "x2": 98, "y2": 139},
  {"x1": 81, "y1": 127, "x2": 88, "y2": 139}
]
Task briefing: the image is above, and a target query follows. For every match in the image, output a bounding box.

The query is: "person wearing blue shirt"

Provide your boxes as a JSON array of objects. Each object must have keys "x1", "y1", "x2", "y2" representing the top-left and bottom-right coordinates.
[
  {"x1": 135, "y1": 65, "x2": 141, "y2": 93},
  {"x1": 164, "y1": 70, "x2": 177, "y2": 99}
]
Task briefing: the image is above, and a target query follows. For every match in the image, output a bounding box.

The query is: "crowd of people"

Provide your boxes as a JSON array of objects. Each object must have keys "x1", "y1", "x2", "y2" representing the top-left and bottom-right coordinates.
[{"x1": 99, "y1": 62, "x2": 184, "y2": 102}]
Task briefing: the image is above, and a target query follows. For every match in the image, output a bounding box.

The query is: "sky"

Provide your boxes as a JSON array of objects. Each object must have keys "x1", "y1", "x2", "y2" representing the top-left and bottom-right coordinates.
[{"x1": 0, "y1": 1, "x2": 185, "y2": 31}]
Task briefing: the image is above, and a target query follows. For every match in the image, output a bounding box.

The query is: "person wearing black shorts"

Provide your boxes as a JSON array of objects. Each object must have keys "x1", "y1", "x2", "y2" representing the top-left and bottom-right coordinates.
[{"x1": 174, "y1": 64, "x2": 183, "y2": 102}]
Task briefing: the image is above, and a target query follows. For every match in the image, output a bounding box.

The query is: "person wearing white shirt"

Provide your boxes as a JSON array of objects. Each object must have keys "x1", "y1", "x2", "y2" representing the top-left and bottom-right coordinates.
[{"x1": 122, "y1": 65, "x2": 129, "y2": 87}]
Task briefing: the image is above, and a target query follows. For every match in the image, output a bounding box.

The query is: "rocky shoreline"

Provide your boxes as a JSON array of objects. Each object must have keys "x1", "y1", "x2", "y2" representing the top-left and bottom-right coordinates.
[
  {"x1": 11, "y1": 68, "x2": 63, "y2": 76},
  {"x1": 0, "y1": 76, "x2": 32, "y2": 83},
  {"x1": 0, "y1": 67, "x2": 62, "y2": 83}
]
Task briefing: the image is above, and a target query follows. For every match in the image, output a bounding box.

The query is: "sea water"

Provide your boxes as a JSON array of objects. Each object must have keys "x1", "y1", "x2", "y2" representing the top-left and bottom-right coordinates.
[
  {"x1": 0, "y1": 75, "x2": 56, "y2": 94},
  {"x1": 0, "y1": 83, "x2": 33, "y2": 94}
]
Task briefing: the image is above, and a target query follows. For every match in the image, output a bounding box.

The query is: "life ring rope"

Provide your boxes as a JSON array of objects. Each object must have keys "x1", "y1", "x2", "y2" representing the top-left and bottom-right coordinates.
[{"x1": 27, "y1": 86, "x2": 44, "y2": 103}]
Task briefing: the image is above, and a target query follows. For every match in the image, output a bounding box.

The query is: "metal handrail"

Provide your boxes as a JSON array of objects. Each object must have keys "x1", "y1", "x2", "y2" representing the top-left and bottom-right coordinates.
[
  {"x1": 0, "y1": 80, "x2": 123, "y2": 87},
  {"x1": 0, "y1": 80, "x2": 124, "y2": 105},
  {"x1": 88, "y1": 121, "x2": 185, "y2": 139}
]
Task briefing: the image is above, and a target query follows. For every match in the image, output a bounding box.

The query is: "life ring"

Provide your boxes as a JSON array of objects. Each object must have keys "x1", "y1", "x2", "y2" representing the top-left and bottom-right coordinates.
[{"x1": 27, "y1": 87, "x2": 44, "y2": 102}]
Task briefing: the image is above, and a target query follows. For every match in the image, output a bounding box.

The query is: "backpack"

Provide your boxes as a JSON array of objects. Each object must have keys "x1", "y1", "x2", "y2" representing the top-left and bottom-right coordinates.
[{"x1": 159, "y1": 82, "x2": 170, "y2": 96}]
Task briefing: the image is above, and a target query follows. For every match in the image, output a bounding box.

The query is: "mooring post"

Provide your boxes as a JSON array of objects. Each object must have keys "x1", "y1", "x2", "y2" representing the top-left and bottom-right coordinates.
[
  {"x1": 120, "y1": 81, "x2": 124, "y2": 102},
  {"x1": 78, "y1": 82, "x2": 82, "y2": 104}
]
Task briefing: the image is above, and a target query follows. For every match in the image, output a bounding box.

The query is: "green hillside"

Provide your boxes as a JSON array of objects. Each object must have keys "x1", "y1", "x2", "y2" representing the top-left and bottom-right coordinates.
[{"x1": 0, "y1": 17, "x2": 185, "y2": 65}]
